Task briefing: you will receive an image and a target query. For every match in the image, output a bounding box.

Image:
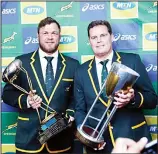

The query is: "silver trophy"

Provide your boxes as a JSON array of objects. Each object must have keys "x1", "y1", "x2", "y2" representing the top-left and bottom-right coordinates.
[
  {"x1": 2, "y1": 59, "x2": 70, "y2": 144},
  {"x1": 75, "y1": 62, "x2": 140, "y2": 149},
  {"x1": 2, "y1": 59, "x2": 56, "y2": 122}
]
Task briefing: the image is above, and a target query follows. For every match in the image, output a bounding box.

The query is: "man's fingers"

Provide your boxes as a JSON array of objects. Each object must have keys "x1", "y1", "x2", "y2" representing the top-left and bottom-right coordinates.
[{"x1": 129, "y1": 137, "x2": 148, "y2": 153}]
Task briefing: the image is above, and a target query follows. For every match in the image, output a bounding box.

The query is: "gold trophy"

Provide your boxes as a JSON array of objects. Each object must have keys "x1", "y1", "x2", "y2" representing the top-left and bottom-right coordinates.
[
  {"x1": 76, "y1": 62, "x2": 140, "y2": 149},
  {"x1": 2, "y1": 59, "x2": 71, "y2": 144}
]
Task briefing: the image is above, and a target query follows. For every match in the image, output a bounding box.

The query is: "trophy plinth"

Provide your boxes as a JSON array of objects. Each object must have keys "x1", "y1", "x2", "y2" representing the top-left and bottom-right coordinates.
[{"x1": 76, "y1": 125, "x2": 104, "y2": 149}]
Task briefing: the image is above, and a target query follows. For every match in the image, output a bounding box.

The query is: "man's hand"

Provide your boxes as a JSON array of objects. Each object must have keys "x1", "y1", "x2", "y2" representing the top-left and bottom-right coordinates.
[
  {"x1": 93, "y1": 142, "x2": 106, "y2": 151},
  {"x1": 112, "y1": 137, "x2": 148, "y2": 153},
  {"x1": 27, "y1": 90, "x2": 42, "y2": 109},
  {"x1": 68, "y1": 115, "x2": 74, "y2": 123},
  {"x1": 113, "y1": 88, "x2": 135, "y2": 108}
]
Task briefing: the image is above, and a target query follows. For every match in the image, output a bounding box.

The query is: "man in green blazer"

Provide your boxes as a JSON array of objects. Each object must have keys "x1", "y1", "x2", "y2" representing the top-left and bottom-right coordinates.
[
  {"x1": 2, "y1": 17, "x2": 79, "y2": 153},
  {"x1": 74, "y1": 20, "x2": 157, "y2": 153}
]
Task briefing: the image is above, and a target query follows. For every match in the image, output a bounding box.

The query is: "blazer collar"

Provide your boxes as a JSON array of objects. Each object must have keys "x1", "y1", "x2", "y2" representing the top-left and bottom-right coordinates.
[
  {"x1": 30, "y1": 50, "x2": 66, "y2": 105},
  {"x1": 87, "y1": 51, "x2": 122, "y2": 107}
]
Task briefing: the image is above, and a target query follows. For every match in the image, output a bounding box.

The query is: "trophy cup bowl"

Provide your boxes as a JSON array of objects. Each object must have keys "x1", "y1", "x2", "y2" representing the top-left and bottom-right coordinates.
[
  {"x1": 75, "y1": 62, "x2": 140, "y2": 149},
  {"x1": 105, "y1": 62, "x2": 140, "y2": 97},
  {"x1": 2, "y1": 59, "x2": 22, "y2": 83}
]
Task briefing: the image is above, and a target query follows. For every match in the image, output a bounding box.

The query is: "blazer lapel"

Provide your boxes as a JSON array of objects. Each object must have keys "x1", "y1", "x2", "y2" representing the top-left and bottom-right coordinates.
[
  {"x1": 112, "y1": 51, "x2": 122, "y2": 63},
  {"x1": 48, "y1": 52, "x2": 66, "y2": 103},
  {"x1": 88, "y1": 58, "x2": 108, "y2": 107},
  {"x1": 30, "y1": 50, "x2": 48, "y2": 104}
]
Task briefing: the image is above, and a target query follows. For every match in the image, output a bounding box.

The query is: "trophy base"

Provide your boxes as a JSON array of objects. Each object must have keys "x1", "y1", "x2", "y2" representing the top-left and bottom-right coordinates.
[
  {"x1": 75, "y1": 125, "x2": 104, "y2": 149},
  {"x1": 38, "y1": 113, "x2": 70, "y2": 145}
]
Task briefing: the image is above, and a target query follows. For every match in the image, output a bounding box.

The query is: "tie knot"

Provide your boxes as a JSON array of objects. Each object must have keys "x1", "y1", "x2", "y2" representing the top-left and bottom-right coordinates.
[
  {"x1": 44, "y1": 56, "x2": 54, "y2": 63},
  {"x1": 100, "y1": 59, "x2": 109, "y2": 66}
]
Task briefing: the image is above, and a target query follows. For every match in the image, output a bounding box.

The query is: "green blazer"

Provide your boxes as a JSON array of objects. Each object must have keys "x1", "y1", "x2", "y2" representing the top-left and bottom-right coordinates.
[
  {"x1": 74, "y1": 51, "x2": 157, "y2": 152},
  {"x1": 2, "y1": 50, "x2": 79, "y2": 153}
]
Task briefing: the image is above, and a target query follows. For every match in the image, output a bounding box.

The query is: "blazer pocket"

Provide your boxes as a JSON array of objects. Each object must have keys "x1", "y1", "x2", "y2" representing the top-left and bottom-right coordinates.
[
  {"x1": 131, "y1": 121, "x2": 146, "y2": 130},
  {"x1": 16, "y1": 116, "x2": 30, "y2": 144},
  {"x1": 131, "y1": 121, "x2": 149, "y2": 141},
  {"x1": 62, "y1": 78, "x2": 73, "y2": 82},
  {"x1": 62, "y1": 79, "x2": 73, "y2": 92}
]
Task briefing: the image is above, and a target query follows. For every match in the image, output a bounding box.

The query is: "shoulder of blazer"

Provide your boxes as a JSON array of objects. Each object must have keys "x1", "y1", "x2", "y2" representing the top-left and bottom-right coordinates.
[
  {"x1": 61, "y1": 54, "x2": 79, "y2": 64},
  {"x1": 118, "y1": 52, "x2": 140, "y2": 62},
  {"x1": 16, "y1": 51, "x2": 36, "y2": 61},
  {"x1": 77, "y1": 58, "x2": 94, "y2": 72},
  {"x1": 118, "y1": 52, "x2": 139, "y2": 58}
]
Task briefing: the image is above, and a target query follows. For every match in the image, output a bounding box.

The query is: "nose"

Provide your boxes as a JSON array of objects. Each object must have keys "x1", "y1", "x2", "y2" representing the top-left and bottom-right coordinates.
[
  {"x1": 97, "y1": 37, "x2": 101, "y2": 43},
  {"x1": 47, "y1": 33, "x2": 53, "y2": 39}
]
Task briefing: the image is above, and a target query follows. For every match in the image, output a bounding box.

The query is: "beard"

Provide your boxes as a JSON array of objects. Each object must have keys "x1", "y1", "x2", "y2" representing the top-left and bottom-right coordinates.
[{"x1": 39, "y1": 41, "x2": 59, "y2": 54}]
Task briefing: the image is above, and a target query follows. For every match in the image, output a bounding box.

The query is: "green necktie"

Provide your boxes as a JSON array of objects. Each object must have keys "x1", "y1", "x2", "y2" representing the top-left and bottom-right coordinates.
[
  {"x1": 100, "y1": 59, "x2": 109, "y2": 98},
  {"x1": 45, "y1": 56, "x2": 54, "y2": 97}
]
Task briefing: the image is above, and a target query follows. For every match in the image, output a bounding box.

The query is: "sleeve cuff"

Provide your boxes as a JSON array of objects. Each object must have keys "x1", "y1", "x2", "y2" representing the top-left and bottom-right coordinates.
[{"x1": 18, "y1": 94, "x2": 28, "y2": 109}]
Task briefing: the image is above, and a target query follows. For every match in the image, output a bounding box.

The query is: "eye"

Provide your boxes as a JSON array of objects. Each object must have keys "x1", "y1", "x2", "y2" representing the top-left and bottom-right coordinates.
[
  {"x1": 52, "y1": 31, "x2": 59, "y2": 35},
  {"x1": 100, "y1": 34, "x2": 107, "y2": 37},
  {"x1": 42, "y1": 32, "x2": 48, "y2": 35},
  {"x1": 91, "y1": 36, "x2": 97, "y2": 40}
]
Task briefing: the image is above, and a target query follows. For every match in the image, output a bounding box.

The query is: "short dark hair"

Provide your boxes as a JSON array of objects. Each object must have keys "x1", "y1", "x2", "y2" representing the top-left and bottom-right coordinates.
[
  {"x1": 87, "y1": 20, "x2": 112, "y2": 37},
  {"x1": 37, "y1": 17, "x2": 61, "y2": 34}
]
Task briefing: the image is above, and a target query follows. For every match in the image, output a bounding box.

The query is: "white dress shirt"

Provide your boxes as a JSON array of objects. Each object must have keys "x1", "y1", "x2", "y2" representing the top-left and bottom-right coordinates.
[
  {"x1": 38, "y1": 48, "x2": 58, "y2": 82},
  {"x1": 27, "y1": 49, "x2": 58, "y2": 108},
  {"x1": 95, "y1": 51, "x2": 114, "y2": 89}
]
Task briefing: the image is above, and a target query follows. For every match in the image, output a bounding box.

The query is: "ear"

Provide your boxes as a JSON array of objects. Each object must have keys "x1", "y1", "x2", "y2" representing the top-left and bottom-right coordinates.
[
  {"x1": 37, "y1": 33, "x2": 39, "y2": 40},
  {"x1": 111, "y1": 34, "x2": 114, "y2": 42}
]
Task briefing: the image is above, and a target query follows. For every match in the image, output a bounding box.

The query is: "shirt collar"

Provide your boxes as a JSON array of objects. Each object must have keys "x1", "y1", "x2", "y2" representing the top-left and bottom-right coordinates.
[
  {"x1": 95, "y1": 50, "x2": 114, "y2": 65},
  {"x1": 38, "y1": 48, "x2": 58, "y2": 60}
]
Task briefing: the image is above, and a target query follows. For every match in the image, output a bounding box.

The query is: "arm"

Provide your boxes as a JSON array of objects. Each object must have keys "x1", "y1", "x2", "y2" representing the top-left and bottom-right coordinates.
[
  {"x1": 2, "y1": 71, "x2": 29, "y2": 109},
  {"x1": 74, "y1": 68, "x2": 88, "y2": 126},
  {"x1": 66, "y1": 61, "x2": 80, "y2": 119},
  {"x1": 128, "y1": 54, "x2": 157, "y2": 109},
  {"x1": 113, "y1": 54, "x2": 157, "y2": 109}
]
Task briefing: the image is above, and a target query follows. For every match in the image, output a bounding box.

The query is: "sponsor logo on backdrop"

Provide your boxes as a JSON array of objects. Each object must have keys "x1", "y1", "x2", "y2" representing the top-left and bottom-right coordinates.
[
  {"x1": 145, "y1": 116, "x2": 157, "y2": 140},
  {"x1": 58, "y1": 26, "x2": 78, "y2": 53},
  {"x1": 2, "y1": 8, "x2": 16, "y2": 14},
  {"x1": 60, "y1": 35, "x2": 75, "y2": 44},
  {"x1": 61, "y1": 1, "x2": 73, "y2": 12},
  {"x1": 23, "y1": 6, "x2": 44, "y2": 15},
  {"x1": 149, "y1": 125, "x2": 157, "y2": 134},
  {"x1": 145, "y1": 32, "x2": 157, "y2": 41},
  {"x1": 54, "y1": 1, "x2": 74, "y2": 18},
  {"x1": 113, "y1": 2, "x2": 136, "y2": 10},
  {"x1": 143, "y1": 23, "x2": 157, "y2": 51},
  {"x1": 111, "y1": 2, "x2": 138, "y2": 19},
  {"x1": 2, "y1": 113, "x2": 18, "y2": 144},
  {"x1": 25, "y1": 37, "x2": 39, "y2": 45},
  {"x1": 2, "y1": 123, "x2": 17, "y2": 135},
  {"x1": 2, "y1": 32, "x2": 17, "y2": 50},
  {"x1": 113, "y1": 33, "x2": 136, "y2": 41},
  {"x1": 82, "y1": 3, "x2": 104, "y2": 12},
  {"x1": 112, "y1": 23, "x2": 139, "y2": 50},
  {"x1": 145, "y1": 1, "x2": 157, "y2": 14},
  {"x1": 2, "y1": 32, "x2": 17, "y2": 44},
  {"x1": 2, "y1": 2, "x2": 19, "y2": 24},
  {"x1": 80, "y1": 2, "x2": 106, "y2": 21},
  {"x1": 141, "y1": 54, "x2": 157, "y2": 82},
  {"x1": 21, "y1": 2, "x2": 46, "y2": 24},
  {"x1": 22, "y1": 27, "x2": 38, "y2": 53}
]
